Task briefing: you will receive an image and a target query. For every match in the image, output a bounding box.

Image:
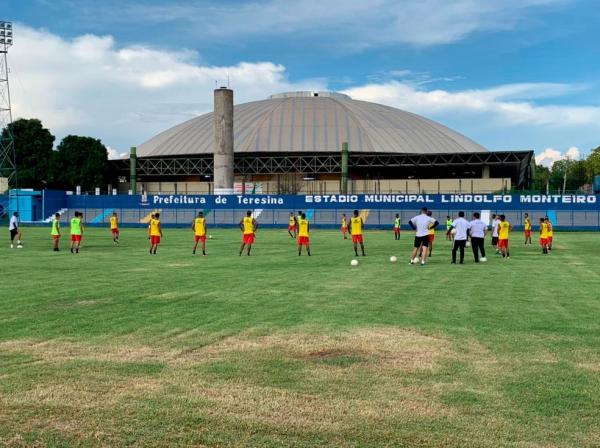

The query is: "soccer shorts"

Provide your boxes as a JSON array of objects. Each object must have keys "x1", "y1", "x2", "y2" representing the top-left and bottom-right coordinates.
[
  {"x1": 524, "y1": 229, "x2": 531, "y2": 238},
  {"x1": 288, "y1": 225, "x2": 295, "y2": 231},
  {"x1": 491, "y1": 236, "x2": 499, "y2": 246},
  {"x1": 71, "y1": 235, "x2": 82, "y2": 242},
  {"x1": 111, "y1": 228, "x2": 119, "y2": 235},
  {"x1": 428, "y1": 234, "x2": 435, "y2": 242},
  {"x1": 10, "y1": 229, "x2": 18, "y2": 240},
  {"x1": 297, "y1": 236, "x2": 310, "y2": 246},
  {"x1": 498, "y1": 239, "x2": 509, "y2": 249},
  {"x1": 150, "y1": 235, "x2": 161, "y2": 245},
  {"x1": 242, "y1": 233, "x2": 255, "y2": 244},
  {"x1": 351, "y1": 234, "x2": 364, "y2": 244},
  {"x1": 394, "y1": 227, "x2": 400, "y2": 234},
  {"x1": 540, "y1": 238, "x2": 548, "y2": 246},
  {"x1": 548, "y1": 236, "x2": 553, "y2": 243},
  {"x1": 52, "y1": 235, "x2": 60, "y2": 240},
  {"x1": 341, "y1": 226, "x2": 348, "y2": 233},
  {"x1": 194, "y1": 235, "x2": 206, "y2": 242},
  {"x1": 414, "y1": 235, "x2": 429, "y2": 248}
]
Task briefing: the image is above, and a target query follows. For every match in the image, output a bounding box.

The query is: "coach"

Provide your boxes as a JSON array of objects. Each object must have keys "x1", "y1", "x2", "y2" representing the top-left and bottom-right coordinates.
[
  {"x1": 469, "y1": 212, "x2": 487, "y2": 262},
  {"x1": 447, "y1": 211, "x2": 470, "y2": 264}
]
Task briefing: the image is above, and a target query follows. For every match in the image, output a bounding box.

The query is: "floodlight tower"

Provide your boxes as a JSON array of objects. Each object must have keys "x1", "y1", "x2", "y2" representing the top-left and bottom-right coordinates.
[{"x1": 0, "y1": 20, "x2": 16, "y2": 190}]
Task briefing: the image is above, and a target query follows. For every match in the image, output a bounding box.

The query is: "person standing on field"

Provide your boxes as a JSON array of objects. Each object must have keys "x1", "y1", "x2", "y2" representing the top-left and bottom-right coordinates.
[
  {"x1": 287, "y1": 212, "x2": 297, "y2": 239},
  {"x1": 149, "y1": 212, "x2": 163, "y2": 255},
  {"x1": 445, "y1": 215, "x2": 453, "y2": 241},
  {"x1": 498, "y1": 214, "x2": 513, "y2": 259},
  {"x1": 545, "y1": 217, "x2": 554, "y2": 251},
  {"x1": 523, "y1": 213, "x2": 532, "y2": 245},
  {"x1": 70, "y1": 212, "x2": 84, "y2": 254},
  {"x1": 192, "y1": 211, "x2": 207, "y2": 256},
  {"x1": 348, "y1": 209, "x2": 366, "y2": 257},
  {"x1": 408, "y1": 207, "x2": 437, "y2": 266},
  {"x1": 239, "y1": 210, "x2": 258, "y2": 256},
  {"x1": 51, "y1": 213, "x2": 61, "y2": 251},
  {"x1": 469, "y1": 212, "x2": 487, "y2": 262},
  {"x1": 9, "y1": 212, "x2": 22, "y2": 249},
  {"x1": 448, "y1": 211, "x2": 470, "y2": 264},
  {"x1": 341, "y1": 213, "x2": 348, "y2": 240},
  {"x1": 297, "y1": 212, "x2": 311, "y2": 256},
  {"x1": 491, "y1": 214, "x2": 501, "y2": 253},
  {"x1": 394, "y1": 213, "x2": 401, "y2": 240},
  {"x1": 110, "y1": 212, "x2": 119, "y2": 245}
]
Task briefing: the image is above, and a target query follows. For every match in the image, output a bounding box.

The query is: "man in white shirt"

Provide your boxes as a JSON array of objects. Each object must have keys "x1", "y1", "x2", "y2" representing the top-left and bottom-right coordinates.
[
  {"x1": 469, "y1": 212, "x2": 488, "y2": 262},
  {"x1": 491, "y1": 214, "x2": 501, "y2": 253},
  {"x1": 448, "y1": 211, "x2": 470, "y2": 264},
  {"x1": 9, "y1": 212, "x2": 23, "y2": 249},
  {"x1": 408, "y1": 207, "x2": 438, "y2": 266}
]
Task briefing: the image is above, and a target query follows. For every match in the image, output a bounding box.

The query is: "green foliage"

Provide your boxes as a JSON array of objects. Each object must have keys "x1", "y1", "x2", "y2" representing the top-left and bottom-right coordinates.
[
  {"x1": 585, "y1": 146, "x2": 600, "y2": 181},
  {"x1": 1, "y1": 118, "x2": 55, "y2": 189},
  {"x1": 51, "y1": 135, "x2": 110, "y2": 190}
]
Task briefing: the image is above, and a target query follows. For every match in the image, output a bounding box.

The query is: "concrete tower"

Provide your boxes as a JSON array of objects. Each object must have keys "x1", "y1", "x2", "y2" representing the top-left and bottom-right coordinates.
[{"x1": 213, "y1": 87, "x2": 234, "y2": 194}]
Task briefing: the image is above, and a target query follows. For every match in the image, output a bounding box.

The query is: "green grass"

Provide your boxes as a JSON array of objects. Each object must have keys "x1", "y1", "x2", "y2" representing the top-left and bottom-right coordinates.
[{"x1": 1, "y1": 226, "x2": 599, "y2": 447}]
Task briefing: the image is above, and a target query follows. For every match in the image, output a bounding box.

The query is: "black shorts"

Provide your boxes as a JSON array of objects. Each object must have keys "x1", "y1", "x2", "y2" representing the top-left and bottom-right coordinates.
[
  {"x1": 491, "y1": 236, "x2": 499, "y2": 245},
  {"x1": 10, "y1": 229, "x2": 18, "y2": 240},
  {"x1": 414, "y1": 235, "x2": 429, "y2": 248}
]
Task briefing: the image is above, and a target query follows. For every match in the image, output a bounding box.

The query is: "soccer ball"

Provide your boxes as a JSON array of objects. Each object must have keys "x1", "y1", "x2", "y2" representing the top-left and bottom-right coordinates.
[
  {"x1": 208, "y1": 235, "x2": 213, "y2": 239},
  {"x1": 451, "y1": 229, "x2": 457, "y2": 235},
  {"x1": 390, "y1": 256, "x2": 398, "y2": 263},
  {"x1": 465, "y1": 241, "x2": 471, "y2": 248},
  {"x1": 17, "y1": 245, "x2": 23, "y2": 249},
  {"x1": 480, "y1": 257, "x2": 487, "y2": 262},
  {"x1": 351, "y1": 259, "x2": 359, "y2": 267}
]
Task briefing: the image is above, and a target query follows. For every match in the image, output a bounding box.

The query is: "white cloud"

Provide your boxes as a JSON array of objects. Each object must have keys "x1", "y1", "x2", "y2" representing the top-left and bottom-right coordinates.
[
  {"x1": 115, "y1": 0, "x2": 569, "y2": 48},
  {"x1": 342, "y1": 81, "x2": 600, "y2": 128},
  {"x1": 535, "y1": 146, "x2": 580, "y2": 167},
  {"x1": 106, "y1": 146, "x2": 128, "y2": 160},
  {"x1": 9, "y1": 25, "x2": 325, "y2": 152}
]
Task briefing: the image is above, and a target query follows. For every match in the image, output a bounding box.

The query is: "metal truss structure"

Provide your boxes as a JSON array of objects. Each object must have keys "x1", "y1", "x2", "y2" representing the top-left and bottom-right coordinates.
[
  {"x1": 0, "y1": 20, "x2": 16, "y2": 188},
  {"x1": 111, "y1": 150, "x2": 533, "y2": 188}
]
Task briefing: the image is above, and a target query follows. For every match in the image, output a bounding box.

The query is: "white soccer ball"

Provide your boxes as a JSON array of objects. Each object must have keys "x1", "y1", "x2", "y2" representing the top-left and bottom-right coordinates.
[
  {"x1": 17, "y1": 245, "x2": 23, "y2": 249},
  {"x1": 208, "y1": 235, "x2": 213, "y2": 239},
  {"x1": 451, "y1": 229, "x2": 457, "y2": 235},
  {"x1": 480, "y1": 257, "x2": 487, "y2": 262},
  {"x1": 465, "y1": 241, "x2": 471, "y2": 248},
  {"x1": 390, "y1": 256, "x2": 398, "y2": 263},
  {"x1": 414, "y1": 256, "x2": 420, "y2": 263},
  {"x1": 351, "y1": 259, "x2": 359, "y2": 267}
]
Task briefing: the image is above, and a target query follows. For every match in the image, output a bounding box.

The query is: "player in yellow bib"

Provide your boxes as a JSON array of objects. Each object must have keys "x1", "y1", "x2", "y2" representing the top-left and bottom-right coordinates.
[
  {"x1": 239, "y1": 210, "x2": 258, "y2": 256},
  {"x1": 348, "y1": 209, "x2": 365, "y2": 256},
  {"x1": 539, "y1": 217, "x2": 549, "y2": 254},
  {"x1": 497, "y1": 214, "x2": 513, "y2": 259},
  {"x1": 545, "y1": 217, "x2": 554, "y2": 251},
  {"x1": 297, "y1": 213, "x2": 311, "y2": 256},
  {"x1": 287, "y1": 212, "x2": 297, "y2": 239},
  {"x1": 192, "y1": 211, "x2": 208, "y2": 256},
  {"x1": 50, "y1": 213, "x2": 61, "y2": 252},
  {"x1": 70, "y1": 212, "x2": 84, "y2": 254},
  {"x1": 523, "y1": 213, "x2": 532, "y2": 245},
  {"x1": 110, "y1": 212, "x2": 119, "y2": 245},
  {"x1": 341, "y1": 214, "x2": 348, "y2": 239},
  {"x1": 149, "y1": 212, "x2": 163, "y2": 255}
]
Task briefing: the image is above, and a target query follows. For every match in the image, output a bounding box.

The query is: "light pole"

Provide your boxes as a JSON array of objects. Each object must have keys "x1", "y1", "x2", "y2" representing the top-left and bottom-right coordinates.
[{"x1": 0, "y1": 20, "x2": 16, "y2": 201}]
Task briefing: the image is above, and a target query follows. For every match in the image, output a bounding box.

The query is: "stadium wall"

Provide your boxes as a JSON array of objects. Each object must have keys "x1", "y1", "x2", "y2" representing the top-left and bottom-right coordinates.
[{"x1": 27, "y1": 191, "x2": 600, "y2": 231}]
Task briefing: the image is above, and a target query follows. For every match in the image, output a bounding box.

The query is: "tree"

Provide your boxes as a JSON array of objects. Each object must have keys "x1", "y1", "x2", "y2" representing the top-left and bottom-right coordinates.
[
  {"x1": 585, "y1": 146, "x2": 600, "y2": 182},
  {"x1": 532, "y1": 162, "x2": 550, "y2": 192},
  {"x1": 550, "y1": 159, "x2": 587, "y2": 193},
  {"x1": 51, "y1": 135, "x2": 110, "y2": 191},
  {"x1": 1, "y1": 118, "x2": 55, "y2": 189}
]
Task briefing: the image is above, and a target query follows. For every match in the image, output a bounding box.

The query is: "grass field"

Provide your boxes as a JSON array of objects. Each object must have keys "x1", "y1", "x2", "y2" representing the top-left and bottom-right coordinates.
[{"x1": 1, "y1": 226, "x2": 599, "y2": 447}]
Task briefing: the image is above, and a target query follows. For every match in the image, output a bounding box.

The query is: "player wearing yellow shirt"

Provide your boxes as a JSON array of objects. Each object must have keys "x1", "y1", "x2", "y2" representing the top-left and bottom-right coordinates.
[
  {"x1": 545, "y1": 217, "x2": 554, "y2": 251},
  {"x1": 341, "y1": 214, "x2": 348, "y2": 239},
  {"x1": 348, "y1": 209, "x2": 365, "y2": 257},
  {"x1": 110, "y1": 212, "x2": 119, "y2": 245},
  {"x1": 70, "y1": 211, "x2": 84, "y2": 254},
  {"x1": 51, "y1": 213, "x2": 61, "y2": 252},
  {"x1": 297, "y1": 213, "x2": 311, "y2": 256},
  {"x1": 239, "y1": 210, "x2": 258, "y2": 256},
  {"x1": 287, "y1": 212, "x2": 297, "y2": 239},
  {"x1": 192, "y1": 211, "x2": 208, "y2": 256},
  {"x1": 149, "y1": 212, "x2": 163, "y2": 255},
  {"x1": 394, "y1": 213, "x2": 401, "y2": 241},
  {"x1": 539, "y1": 217, "x2": 549, "y2": 254},
  {"x1": 523, "y1": 213, "x2": 532, "y2": 245},
  {"x1": 497, "y1": 214, "x2": 513, "y2": 259}
]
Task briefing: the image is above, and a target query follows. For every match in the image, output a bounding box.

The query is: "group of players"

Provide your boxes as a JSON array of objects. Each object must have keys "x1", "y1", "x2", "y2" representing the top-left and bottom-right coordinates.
[{"x1": 7, "y1": 208, "x2": 554, "y2": 261}]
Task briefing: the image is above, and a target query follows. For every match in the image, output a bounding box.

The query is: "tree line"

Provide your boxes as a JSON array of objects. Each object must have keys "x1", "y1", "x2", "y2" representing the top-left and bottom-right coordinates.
[
  {"x1": 1, "y1": 118, "x2": 114, "y2": 191},
  {"x1": 532, "y1": 147, "x2": 600, "y2": 193}
]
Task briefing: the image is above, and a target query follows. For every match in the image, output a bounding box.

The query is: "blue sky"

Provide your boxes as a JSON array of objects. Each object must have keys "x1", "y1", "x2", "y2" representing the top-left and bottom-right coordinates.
[{"x1": 4, "y1": 0, "x2": 600, "y2": 164}]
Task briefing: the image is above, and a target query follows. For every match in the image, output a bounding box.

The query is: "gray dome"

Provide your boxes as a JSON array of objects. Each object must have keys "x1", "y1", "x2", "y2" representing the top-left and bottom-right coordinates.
[{"x1": 137, "y1": 91, "x2": 486, "y2": 157}]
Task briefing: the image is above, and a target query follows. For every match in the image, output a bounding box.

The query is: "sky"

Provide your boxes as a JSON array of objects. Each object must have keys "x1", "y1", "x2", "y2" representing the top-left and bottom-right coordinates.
[{"x1": 3, "y1": 0, "x2": 600, "y2": 166}]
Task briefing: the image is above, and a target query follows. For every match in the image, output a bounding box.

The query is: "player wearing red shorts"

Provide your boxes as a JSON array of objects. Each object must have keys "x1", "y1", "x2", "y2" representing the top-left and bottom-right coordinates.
[
  {"x1": 545, "y1": 217, "x2": 554, "y2": 251},
  {"x1": 523, "y1": 213, "x2": 532, "y2": 245},
  {"x1": 50, "y1": 213, "x2": 61, "y2": 252},
  {"x1": 287, "y1": 212, "x2": 297, "y2": 239},
  {"x1": 239, "y1": 210, "x2": 258, "y2": 256},
  {"x1": 149, "y1": 213, "x2": 163, "y2": 255},
  {"x1": 426, "y1": 210, "x2": 435, "y2": 257},
  {"x1": 110, "y1": 212, "x2": 119, "y2": 245},
  {"x1": 394, "y1": 214, "x2": 401, "y2": 240},
  {"x1": 70, "y1": 212, "x2": 84, "y2": 254},
  {"x1": 497, "y1": 214, "x2": 513, "y2": 259},
  {"x1": 539, "y1": 217, "x2": 549, "y2": 254},
  {"x1": 192, "y1": 211, "x2": 207, "y2": 256},
  {"x1": 349, "y1": 210, "x2": 365, "y2": 257},
  {"x1": 297, "y1": 213, "x2": 311, "y2": 256}
]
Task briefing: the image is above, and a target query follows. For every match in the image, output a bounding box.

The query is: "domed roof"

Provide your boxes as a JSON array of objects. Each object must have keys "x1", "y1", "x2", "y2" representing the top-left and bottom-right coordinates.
[{"x1": 137, "y1": 91, "x2": 486, "y2": 157}]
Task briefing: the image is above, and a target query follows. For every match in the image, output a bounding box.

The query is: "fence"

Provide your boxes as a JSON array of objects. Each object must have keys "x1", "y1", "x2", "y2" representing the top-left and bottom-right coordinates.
[{"x1": 14, "y1": 191, "x2": 599, "y2": 231}]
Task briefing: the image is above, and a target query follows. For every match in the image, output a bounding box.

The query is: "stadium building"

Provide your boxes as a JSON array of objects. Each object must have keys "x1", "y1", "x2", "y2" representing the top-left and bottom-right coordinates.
[{"x1": 113, "y1": 91, "x2": 533, "y2": 195}]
